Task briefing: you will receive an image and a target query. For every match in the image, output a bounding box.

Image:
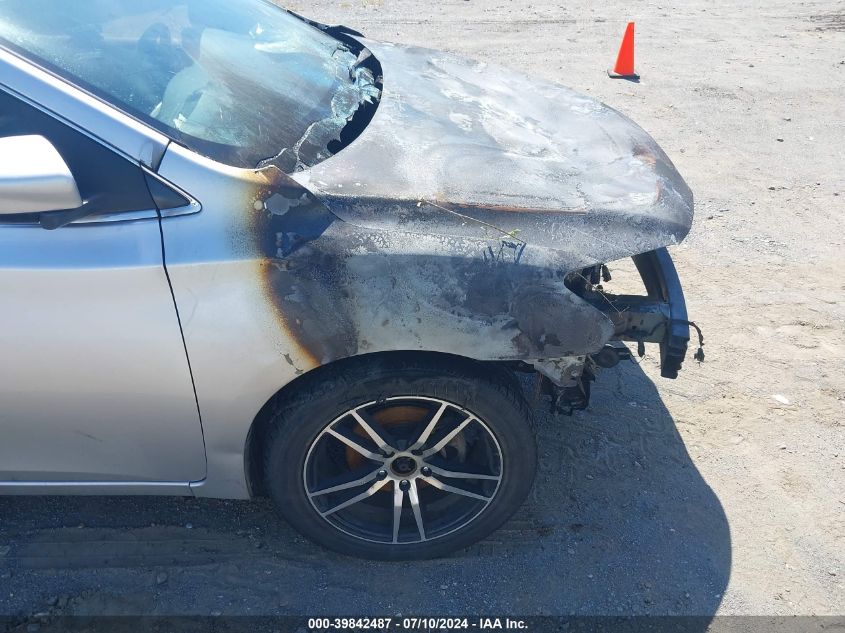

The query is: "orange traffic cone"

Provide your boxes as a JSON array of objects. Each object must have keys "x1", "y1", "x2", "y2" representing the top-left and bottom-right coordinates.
[{"x1": 608, "y1": 22, "x2": 639, "y2": 80}]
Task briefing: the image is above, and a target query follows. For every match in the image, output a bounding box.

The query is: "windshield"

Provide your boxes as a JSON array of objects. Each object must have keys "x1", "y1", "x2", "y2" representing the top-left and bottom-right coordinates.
[{"x1": 0, "y1": 0, "x2": 381, "y2": 171}]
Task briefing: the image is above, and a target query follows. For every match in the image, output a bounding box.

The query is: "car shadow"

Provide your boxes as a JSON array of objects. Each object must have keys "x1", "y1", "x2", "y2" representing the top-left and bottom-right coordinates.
[{"x1": 0, "y1": 361, "x2": 730, "y2": 621}]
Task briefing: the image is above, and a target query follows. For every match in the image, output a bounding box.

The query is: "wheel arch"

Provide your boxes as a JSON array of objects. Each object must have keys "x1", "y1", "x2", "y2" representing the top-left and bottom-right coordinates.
[{"x1": 243, "y1": 349, "x2": 520, "y2": 498}]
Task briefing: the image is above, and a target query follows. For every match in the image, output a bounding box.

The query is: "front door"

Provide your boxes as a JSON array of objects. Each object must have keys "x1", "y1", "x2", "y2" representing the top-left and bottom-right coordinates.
[{"x1": 0, "y1": 87, "x2": 206, "y2": 486}]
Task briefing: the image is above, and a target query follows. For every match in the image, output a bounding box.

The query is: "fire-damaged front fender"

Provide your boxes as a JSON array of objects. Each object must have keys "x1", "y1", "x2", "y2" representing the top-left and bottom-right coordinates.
[{"x1": 256, "y1": 182, "x2": 616, "y2": 366}]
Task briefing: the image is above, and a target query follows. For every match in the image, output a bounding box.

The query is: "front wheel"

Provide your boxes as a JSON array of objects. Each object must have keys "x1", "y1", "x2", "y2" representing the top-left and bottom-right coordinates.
[{"x1": 263, "y1": 354, "x2": 537, "y2": 560}]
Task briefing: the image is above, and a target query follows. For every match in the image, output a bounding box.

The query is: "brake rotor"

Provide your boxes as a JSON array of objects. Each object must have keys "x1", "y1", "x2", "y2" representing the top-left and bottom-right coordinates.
[{"x1": 345, "y1": 403, "x2": 467, "y2": 472}]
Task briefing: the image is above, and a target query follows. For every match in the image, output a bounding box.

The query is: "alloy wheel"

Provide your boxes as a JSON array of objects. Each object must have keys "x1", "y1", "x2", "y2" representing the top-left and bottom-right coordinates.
[{"x1": 302, "y1": 396, "x2": 503, "y2": 545}]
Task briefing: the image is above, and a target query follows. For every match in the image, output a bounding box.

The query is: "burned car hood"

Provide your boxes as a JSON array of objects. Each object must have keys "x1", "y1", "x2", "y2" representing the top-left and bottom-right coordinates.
[{"x1": 291, "y1": 40, "x2": 694, "y2": 269}]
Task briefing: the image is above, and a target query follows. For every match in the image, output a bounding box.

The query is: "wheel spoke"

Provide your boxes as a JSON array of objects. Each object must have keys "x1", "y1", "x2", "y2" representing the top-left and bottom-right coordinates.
[
  {"x1": 408, "y1": 479, "x2": 426, "y2": 541},
  {"x1": 392, "y1": 484, "x2": 404, "y2": 544},
  {"x1": 308, "y1": 467, "x2": 381, "y2": 498},
  {"x1": 420, "y1": 414, "x2": 476, "y2": 458},
  {"x1": 422, "y1": 475, "x2": 492, "y2": 502},
  {"x1": 326, "y1": 427, "x2": 385, "y2": 462},
  {"x1": 349, "y1": 409, "x2": 396, "y2": 454},
  {"x1": 424, "y1": 463, "x2": 500, "y2": 481},
  {"x1": 320, "y1": 478, "x2": 390, "y2": 516},
  {"x1": 408, "y1": 402, "x2": 448, "y2": 451}
]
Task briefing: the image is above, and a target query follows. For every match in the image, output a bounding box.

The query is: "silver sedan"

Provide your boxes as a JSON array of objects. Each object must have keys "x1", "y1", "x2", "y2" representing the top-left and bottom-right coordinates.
[{"x1": 0, "y1": 0, "x2": 696, "y2": 559}]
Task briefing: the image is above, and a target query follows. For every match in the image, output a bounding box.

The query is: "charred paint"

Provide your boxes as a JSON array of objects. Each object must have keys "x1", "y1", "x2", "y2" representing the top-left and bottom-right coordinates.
[
  {"x1": 250, "y1": 179, "x2": 615, "y2": 370},
  {"x1": 245, "y1": 39, "x2": 694, "y2": 382},
  {"x1": 294, "y1": 41, "x2": 693, "y2": 253}
]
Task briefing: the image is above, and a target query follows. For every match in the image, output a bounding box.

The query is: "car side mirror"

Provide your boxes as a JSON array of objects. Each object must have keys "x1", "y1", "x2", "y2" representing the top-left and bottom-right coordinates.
[{"x1": 0, "y1": 135, "x2": 83, "y2": 215}]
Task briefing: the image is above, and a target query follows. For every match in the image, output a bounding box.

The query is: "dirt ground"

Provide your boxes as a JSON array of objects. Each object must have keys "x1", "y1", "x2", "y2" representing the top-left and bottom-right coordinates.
[{"x1": 1, "y1": 0, "x2": 844, "y2": 620}]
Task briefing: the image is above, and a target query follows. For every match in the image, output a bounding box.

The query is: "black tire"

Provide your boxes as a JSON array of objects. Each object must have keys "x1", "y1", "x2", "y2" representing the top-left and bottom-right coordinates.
[{"x1": 263, "y1": 353, "x2": 537, "y2": 560}]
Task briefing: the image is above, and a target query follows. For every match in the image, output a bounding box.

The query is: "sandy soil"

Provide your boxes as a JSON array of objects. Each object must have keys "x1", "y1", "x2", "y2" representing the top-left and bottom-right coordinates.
[{"x1": 1, "y1": 0, "x2": 843, "y2": 621}]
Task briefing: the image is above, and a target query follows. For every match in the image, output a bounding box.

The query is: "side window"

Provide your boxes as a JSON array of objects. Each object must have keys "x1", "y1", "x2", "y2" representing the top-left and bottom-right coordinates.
[{"x1": 0, "y1": 88, "x2": 156, "y2": 219}]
